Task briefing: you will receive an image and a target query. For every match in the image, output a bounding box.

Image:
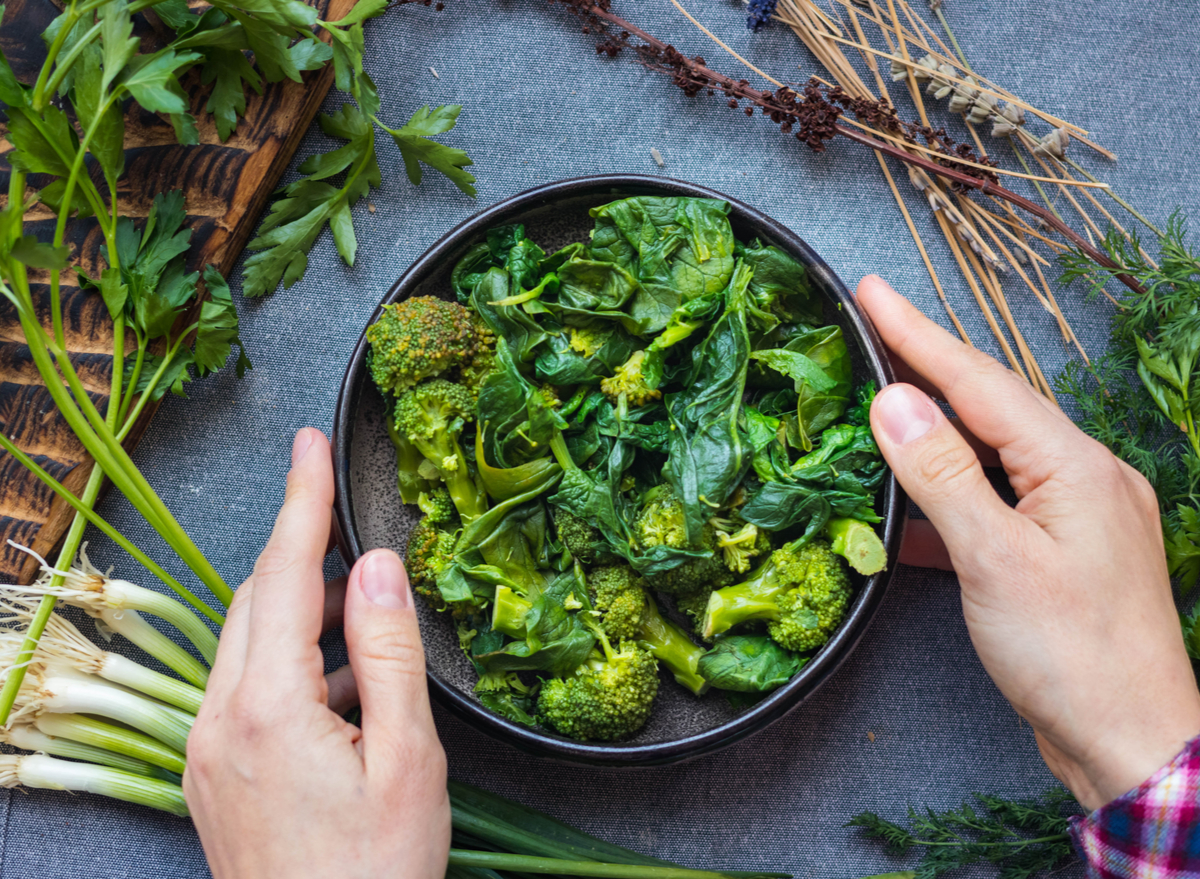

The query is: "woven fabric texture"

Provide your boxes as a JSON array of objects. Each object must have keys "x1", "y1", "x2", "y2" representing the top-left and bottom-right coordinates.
[{"x1": 2, "y1": 0, "x2": 1198, "y2": 875}]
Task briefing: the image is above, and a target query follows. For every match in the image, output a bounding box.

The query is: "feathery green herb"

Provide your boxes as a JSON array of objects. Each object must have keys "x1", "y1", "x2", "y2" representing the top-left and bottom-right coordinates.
[
  {"x1": 1056, "y1": 216, "x2": 1200, "y2": 654},
  {"x1": 847, "y1": 790, "x2": 1080, "y2": 879}
]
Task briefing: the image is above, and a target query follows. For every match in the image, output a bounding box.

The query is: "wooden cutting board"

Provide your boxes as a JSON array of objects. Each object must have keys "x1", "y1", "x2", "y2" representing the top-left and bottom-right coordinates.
[{"x1": 0, "y1": 0, "x2": 354, "y2": 583}]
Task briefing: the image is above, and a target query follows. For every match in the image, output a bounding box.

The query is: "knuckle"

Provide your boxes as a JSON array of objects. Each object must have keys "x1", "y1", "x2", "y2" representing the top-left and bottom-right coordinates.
[
  {"x1": 1085, "y1": 446, "x2": 1128, "y2": 489},
  {"x1": 184, "y1": 725, "x2": 218, "y2": 767},
  {"x1": 1121, "y1": 464, "x2": 1160, "y2": 518},
  {"x1": 252, "y1": 543, "x2": 300, "y2": 582},
  {"x1": 352, "y1": 626, "x2": 426, "y2": 674},
  {"x1": 911, "y1": 439, "x2": 981, "y2": 500},
  {"x1": 378, "y1": 730, "x2": 447, "y2": 791}
]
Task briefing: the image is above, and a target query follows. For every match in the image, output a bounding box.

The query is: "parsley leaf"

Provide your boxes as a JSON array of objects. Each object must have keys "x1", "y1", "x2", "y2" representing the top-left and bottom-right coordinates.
[
  {"x1": 243, "y1": 98, "x2": 475, "y2": 297},
  {"x1": 386, "y1": 104, "x2": 476, "y2": 196}
]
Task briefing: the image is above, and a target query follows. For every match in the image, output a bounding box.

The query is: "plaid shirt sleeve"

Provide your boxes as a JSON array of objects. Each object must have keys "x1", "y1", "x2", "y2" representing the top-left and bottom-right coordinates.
[{"x1": 1069, "y1": 735, "x2": 1200, "y2": 878}]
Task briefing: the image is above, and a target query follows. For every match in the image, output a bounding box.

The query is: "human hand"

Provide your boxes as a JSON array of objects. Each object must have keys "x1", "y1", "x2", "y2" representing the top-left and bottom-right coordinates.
[
  {"x1": 858, "y1": 275, "x2": 1200, "y2": 812},
  {"x1": 184, "y1": 428, "x2": 450, "y2": 878}
]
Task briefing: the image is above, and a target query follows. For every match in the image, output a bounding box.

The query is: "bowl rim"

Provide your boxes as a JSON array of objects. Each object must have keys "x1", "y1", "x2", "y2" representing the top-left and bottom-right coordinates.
[{"x1": 332, "y1": 173, "x2": 905, "y2": 766}]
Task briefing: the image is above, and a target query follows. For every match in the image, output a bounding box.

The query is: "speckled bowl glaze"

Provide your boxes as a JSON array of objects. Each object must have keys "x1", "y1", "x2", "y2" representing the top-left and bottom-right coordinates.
[{"x1": 332, "y1": 175, "x2": 904, "y2": 766}]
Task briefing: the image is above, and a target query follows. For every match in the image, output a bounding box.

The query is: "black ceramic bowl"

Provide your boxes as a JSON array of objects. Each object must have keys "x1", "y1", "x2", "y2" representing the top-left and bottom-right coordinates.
[{"x1": 332, "y1": 175, "x2": 904, "y2": 766}]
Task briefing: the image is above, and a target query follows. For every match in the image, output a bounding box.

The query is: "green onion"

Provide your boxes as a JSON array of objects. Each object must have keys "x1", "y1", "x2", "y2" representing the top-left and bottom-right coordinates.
[
  {"x1": 0, "y1": 754, "x2": 188, "y2": 817},
  {"x1": 93, "y1": 653, "x2": 204, "y2": 715},
  {"x1": 448, "y1": 782, "x2": 788, "y2": 879},
  {"x1": 94, "y1": 609, "x2": 210, "y2": 690},
  {"x1": 2, "y1": 724, "x2": 160, "y2": 778},
  {"x1": 4, "y1": 549, "x2": 218, "y2": 665},
  {"x1": 447, "y1": 852, "x2": 786, "y2": 879},
  {"x1": 18, "y1": 668, "x2": 192, "y2": 754},
  {"x1": 0, "y1": 606, "x2": 205, "y2": 713},
  {"x1": 34, "y1": 714, "x2": 186, "y2": 776}
]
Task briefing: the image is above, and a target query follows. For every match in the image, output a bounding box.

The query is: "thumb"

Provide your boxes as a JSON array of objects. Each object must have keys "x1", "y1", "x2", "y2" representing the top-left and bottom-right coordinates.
[
  {"x1": 343, "y1": 548, "x2": 436, "y2": 770},
  {"x1": 871, "y1": 383, "x2": 1021, "y2": 561}
]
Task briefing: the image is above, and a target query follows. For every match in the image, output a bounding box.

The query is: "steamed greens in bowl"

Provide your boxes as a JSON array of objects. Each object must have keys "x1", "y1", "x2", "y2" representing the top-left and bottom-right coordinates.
[{"x1": 366, "y1": 195, "x2": 887, "y2": 742}]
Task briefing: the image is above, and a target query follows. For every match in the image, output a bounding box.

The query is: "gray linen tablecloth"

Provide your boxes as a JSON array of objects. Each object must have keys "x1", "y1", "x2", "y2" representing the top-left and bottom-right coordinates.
[{"x1": 3, "y1": 1, "x2": 1198, "y2": 875}]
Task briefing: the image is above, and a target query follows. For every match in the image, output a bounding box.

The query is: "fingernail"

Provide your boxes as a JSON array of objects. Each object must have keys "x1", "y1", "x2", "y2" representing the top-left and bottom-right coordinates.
[
  {"x1": 292, "y1": 429, "x2": 314, "y2": 465},
  {"x1": 360, "y1": 551, "x2": 411, "y2": 610},
  {"x1": 874, "y1": 385, "x2": 936, "y2": 445}
]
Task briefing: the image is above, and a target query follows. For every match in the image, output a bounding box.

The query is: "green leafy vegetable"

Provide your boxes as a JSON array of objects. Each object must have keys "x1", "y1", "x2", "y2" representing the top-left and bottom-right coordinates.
[
  {"x1": 698, "y1": 635, "x2": 806, "y2": 692},
  {"x1": 366, "y1": 199, "x2": 888, "y2": 741}
]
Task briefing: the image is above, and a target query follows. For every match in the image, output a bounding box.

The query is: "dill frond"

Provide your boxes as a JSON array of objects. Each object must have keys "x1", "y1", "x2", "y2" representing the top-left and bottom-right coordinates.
[
  {"x1": 848, "y1": 790, "x2": 1080, "y2": 879},
  {"x1": 1056, "y1": 214, "x2": 1200, "y2": 653}
]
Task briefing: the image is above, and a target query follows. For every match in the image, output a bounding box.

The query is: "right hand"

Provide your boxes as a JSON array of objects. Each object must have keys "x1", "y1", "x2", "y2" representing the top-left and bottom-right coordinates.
[{"x1": 857, "y1": 275, "x2": 1200, "y2": 812}]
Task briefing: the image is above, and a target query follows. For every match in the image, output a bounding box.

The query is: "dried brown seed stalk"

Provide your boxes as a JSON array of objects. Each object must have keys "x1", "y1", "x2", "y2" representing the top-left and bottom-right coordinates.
[{"x1": 545, "y1": 0, "x2": 1144, "y2": 295}]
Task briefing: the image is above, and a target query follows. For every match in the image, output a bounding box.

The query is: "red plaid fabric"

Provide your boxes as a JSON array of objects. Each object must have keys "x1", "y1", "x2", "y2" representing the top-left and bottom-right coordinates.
[{"x1": 1069, "y1": 735, "x2": 1200, "y2": 878}]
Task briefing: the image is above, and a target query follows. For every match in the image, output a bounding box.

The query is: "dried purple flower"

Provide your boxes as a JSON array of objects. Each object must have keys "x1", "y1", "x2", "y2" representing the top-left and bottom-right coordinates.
[{"x1": 747, "y1": 0, "x2": 778, "y2": 31}]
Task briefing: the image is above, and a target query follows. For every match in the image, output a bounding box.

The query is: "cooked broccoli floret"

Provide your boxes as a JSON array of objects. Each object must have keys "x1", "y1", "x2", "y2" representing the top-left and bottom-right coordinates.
[
  {"x1": 635, "y1": 487, "x2": 689, "y2": 550},
  {"x1": 367, "y1": 297, "x2": 487, "y2": 396},
  {"x1": 715, "y1": 522, "x2": 771, "y2": 574},
  {"x1": 538, "y1": 636, "x2": 659, "y2": 741},
  {"x1": 539, "y1": 382, "x2": 563, "y2": 409},
  {"x1": 598, "y1": 300, "x2": 709, "y2": 407},
  {"x1": 417, "y1": 487, "x2": 458, "y2": 525},
  {"x1": 393, "y1": 378, "x2": 488, "y2": 522},
  {"x1": 636, "y1": 488, "x2": 737, "y2": 595},
  {"x1": 673, "y1": 588, "x2": 714, "y2": 633},
  {"x1": 587, "y1": 565, "x2": 647, "y2": 642},
  {"x1": 652, "y1": 546, "x2": 736, "y2": 594},
  {"x1": 701, "y1": 539, "x2": 852, "y2": 653},
  {"x1": 458, "y1": 315, "x2": 498, "y2": 399},
  {"x1": 555, "y1": 508, "x2": 609, "y2": 565},
  {"x1": 582, "y1": 565, "x2": 708, "y2": 695},
  {"x1": 599, "y1": 350, "x2": 662, "y2": 407},
  {"x1": 406, "y1": 516, "x2": 457, "y2": 609}
]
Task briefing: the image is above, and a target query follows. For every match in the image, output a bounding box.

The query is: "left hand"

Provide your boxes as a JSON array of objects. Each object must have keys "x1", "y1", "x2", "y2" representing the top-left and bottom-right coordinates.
[{"x1": 183, "y1": 428, "x2": 451, "y2": 879}]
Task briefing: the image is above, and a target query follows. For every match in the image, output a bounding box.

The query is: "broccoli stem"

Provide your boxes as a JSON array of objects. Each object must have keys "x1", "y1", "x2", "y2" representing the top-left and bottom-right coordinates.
[
  {"x1": 386, "y1": 413, "x2": 435, "y2": 505},
  {"x1": 638, "y1": 596, "x2": 708, "y2": 696},
  {"x1": 701, "y1": 560, "x2": 785, "y2": 640},
  {"x1": 825, "y1": 518, "x2": 887, "y2": 576},
  {"x1": 492, "y1": 585, "x2": 532, "y2": 638},
  {"x1": 411, "y1": 433, "x2": 488, "y2": 523}
]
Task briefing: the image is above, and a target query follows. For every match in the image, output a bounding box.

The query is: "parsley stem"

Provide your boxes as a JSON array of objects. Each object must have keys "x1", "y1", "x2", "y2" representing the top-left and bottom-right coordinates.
[
  {"x1": 40, "y1": 20, "x2": 102, "y2": 105},
  {"x1": 16, "y1": 305, "x2": 232, "y2": 607},
  {"x1": 30, "y1": 1, "x2": 79, "y2": 111},
  {"x1": 0, "y1": 432, "x2": 225, "y2": 626}
]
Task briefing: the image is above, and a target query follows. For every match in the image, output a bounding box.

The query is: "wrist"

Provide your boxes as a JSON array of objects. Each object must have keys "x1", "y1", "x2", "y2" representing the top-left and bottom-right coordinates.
[{"x1": 1041, "y1": 707, "x2": 1200, "y2": 812}]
